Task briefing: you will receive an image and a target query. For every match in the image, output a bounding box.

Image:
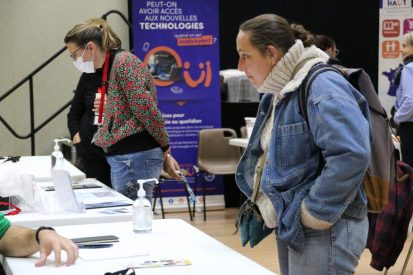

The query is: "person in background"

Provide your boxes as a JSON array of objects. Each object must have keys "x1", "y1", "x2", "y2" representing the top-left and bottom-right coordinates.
[
  {"x1": 64, "y1": 19, "x2": 181, "y2": 201},
  {"x1": 235, "y1": 14, "x2": 370, "y2": 274},
  {"x1": 0, "y1": 213, "x2": 78, "y2": 267},
  {"x1": 67, "y1": 18, "x2": 117, "y2": 188},
  {"x1": 314, "y1": 34, "x2": 342, "y2": 65},
  {"x1": 393, "y1": 31, "x2": 413, "y2": 167}
]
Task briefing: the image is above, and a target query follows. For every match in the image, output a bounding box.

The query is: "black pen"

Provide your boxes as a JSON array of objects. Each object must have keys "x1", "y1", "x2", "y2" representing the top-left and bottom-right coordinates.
[{"x1": 77, "y1": 243, "x2": 113, "y2": 249}]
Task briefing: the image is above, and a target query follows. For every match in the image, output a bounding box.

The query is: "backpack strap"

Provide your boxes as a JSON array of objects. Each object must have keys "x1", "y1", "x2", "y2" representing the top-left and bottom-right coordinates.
[
  {"x1": 298, "y1": 63, "x2": 344, "y2": 176},
  {"x1": 299, "y1": 63, "x2": 342, "y2": 123}
]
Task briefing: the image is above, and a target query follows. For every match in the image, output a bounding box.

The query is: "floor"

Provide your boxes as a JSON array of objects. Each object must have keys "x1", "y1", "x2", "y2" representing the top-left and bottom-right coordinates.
[{"x1": 155, "y1": 208, "x2": 413, "y2": 275}]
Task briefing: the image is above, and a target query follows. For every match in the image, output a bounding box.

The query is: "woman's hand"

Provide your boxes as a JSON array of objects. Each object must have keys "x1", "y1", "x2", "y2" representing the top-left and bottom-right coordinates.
[
  {"x1": 72, "y1": 133, "x2": 81, "y2": 144},
  {"x1": 93, "y1": 93, "x2": 107, "y2": 112},
  {"x1": 163, "y1": 152, "x2": 181, "y2": 180},
  {"x1": 93, "y1": 93, "x2": 101, "y2": 112}
]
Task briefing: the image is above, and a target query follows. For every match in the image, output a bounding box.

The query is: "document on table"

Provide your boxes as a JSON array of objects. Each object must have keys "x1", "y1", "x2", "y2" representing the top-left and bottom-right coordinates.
[{"x1": 75, "y1": 189, "x2": 132, "y2": 209}]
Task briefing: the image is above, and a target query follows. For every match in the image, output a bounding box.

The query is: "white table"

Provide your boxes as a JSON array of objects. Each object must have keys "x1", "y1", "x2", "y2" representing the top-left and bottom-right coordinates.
[
  {"x1": 17, "y1": 156, "x2": 85, "y2": 183},
  {"x1": 229, "y1": 138, "x2": 248, "y2": 148},
  {"x1": 7, "y1": 181, "x2": 133, "y2": 228},
  {"x1": 2, "y1": 219, "x2": 275, "y2": 275}
]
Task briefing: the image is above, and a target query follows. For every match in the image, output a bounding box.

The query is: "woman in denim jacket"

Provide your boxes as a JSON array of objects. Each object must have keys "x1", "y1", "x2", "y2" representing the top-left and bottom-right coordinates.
[{"x1": 235, "y1": 14, "x2": 371, "y2": 274}]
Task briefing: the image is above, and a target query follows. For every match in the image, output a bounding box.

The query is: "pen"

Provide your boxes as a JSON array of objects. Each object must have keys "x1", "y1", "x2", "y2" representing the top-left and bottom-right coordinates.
[
  {"x1": 180, "y1": 174, "x2": 196, "y2": 202},
  {"x1": 77, "y1": 243, "x2": 113, "y2": 249}
]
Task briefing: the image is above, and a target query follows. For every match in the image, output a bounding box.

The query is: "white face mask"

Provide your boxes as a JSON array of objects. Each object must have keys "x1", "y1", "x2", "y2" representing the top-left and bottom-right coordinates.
[{"x1": 73, "y1": 45, "x2": 95, "y2": 73}]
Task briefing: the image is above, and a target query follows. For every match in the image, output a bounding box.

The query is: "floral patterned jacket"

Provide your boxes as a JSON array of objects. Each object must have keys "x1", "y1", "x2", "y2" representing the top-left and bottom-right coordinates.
[{"x1": 94, "y1": 51, "x2": 169, "y2": 150}]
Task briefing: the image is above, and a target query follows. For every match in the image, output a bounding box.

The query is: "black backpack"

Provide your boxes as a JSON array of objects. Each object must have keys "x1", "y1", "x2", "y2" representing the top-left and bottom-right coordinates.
[{"x1": 298, "y1": 63, "x2": 396, "y2": 213}]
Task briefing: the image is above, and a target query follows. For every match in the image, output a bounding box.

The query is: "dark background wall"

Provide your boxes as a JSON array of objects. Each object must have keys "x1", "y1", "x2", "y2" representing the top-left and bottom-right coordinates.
[{"x1": 219, "y1": 0, "x2": 380, "y2": 89}]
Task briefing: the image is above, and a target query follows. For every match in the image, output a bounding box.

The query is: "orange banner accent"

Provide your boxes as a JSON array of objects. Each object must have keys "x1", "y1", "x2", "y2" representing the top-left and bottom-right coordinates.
[{"x1": 177, "y1": 35, "x2": 213, "y2": 46}]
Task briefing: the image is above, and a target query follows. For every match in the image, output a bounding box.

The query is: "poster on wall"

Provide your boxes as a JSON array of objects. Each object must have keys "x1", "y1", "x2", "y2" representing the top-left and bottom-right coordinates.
[
  {"x1": 131, "y1": 0, "x2": 224, "y2": 212},
  {"x1": 378, "y1": 0, "x2": 413, "y2": 113}
]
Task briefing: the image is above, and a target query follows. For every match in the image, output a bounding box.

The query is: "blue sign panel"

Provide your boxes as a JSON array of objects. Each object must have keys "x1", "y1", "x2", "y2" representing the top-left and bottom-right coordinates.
[{"x1": 131, "y1": 0, "x2": 223, "y2": 209}]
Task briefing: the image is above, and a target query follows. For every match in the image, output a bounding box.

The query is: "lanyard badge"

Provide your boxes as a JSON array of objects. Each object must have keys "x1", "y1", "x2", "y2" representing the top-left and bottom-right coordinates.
[{"x1": 94, "y1": 51, "x2": 111, "y2": 125}]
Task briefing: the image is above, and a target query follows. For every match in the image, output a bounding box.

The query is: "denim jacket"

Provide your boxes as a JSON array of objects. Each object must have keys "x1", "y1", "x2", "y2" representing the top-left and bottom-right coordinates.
[{"x1": 236, "y1": 71, "x2": 371, "y2": 252}]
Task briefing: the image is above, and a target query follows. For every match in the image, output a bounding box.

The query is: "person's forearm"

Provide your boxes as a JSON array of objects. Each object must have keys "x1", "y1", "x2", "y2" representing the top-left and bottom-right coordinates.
[
  {"x1": 394, "y1": 97, "x2": 413, "y2": 125},
  {"x1": 0, "y1": 226, "x2": 37, "y2": 257}
]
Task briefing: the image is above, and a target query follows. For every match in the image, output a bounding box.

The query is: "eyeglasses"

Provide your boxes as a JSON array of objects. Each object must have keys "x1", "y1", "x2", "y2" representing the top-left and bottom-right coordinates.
[
  {"x1": 335, "y1": 48, "x2": 340, "y2": 56},
  {"x1": 69, "y1": 47, "x2": 82, "y2": 61}
]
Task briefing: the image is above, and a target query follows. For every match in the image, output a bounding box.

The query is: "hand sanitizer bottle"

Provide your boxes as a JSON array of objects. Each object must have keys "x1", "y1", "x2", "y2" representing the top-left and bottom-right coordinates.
[
  {"x1": 51, "y1": 139, "x2": 64, "y2": 169},
  {"x1": 133, "y1": 180, "x2": 153, "y2": 233}
]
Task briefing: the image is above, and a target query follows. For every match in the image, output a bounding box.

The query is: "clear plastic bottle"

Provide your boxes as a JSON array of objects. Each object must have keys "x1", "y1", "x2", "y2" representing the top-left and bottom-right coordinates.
[
  {"x1": 132, "y1": 180, "x2": 153, "y2": 233},
  {"x1": 51, "y1": 140, "x2": 64, "y2": 169}
]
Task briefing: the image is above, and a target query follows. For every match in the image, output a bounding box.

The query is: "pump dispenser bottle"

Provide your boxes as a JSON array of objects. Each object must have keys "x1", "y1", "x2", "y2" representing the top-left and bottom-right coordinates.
[
  {"x1": 132, "y1": 180, "x2": 153, "y2": 233},
  {"x1": 51, "y1": 139, "x2": 65, "y2": 169}
]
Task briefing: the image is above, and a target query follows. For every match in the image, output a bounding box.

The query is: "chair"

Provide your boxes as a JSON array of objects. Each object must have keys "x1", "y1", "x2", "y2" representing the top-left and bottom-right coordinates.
[
  {"x1": 152, "y1": 171, "x2": 194, "y2": 221},
  {"x1": 194, "y1": 128, "x2": 241, "y2": 221}
]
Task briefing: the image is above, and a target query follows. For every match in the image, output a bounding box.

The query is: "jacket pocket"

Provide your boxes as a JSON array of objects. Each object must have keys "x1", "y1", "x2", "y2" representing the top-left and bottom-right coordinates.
[{"x1": 276, "y1": 122, "x2": 311, "y2": 167}]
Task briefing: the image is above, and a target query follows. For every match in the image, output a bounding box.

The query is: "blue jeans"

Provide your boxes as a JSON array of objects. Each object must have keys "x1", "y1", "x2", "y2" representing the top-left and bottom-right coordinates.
[
  {"x1": 277, "y1": 215, "x2": 368, "y2": 275},
  {"x1": 106, "y1": 148, "x2": 163, "y2": 201}
]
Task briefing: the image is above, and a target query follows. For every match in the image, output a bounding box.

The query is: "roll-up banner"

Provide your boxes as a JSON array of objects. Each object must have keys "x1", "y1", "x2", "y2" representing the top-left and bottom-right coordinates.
[
  {"x1": 131, "y1": 0, "x2": 224, "y2": 212},
  {"x1": 379, "y1": 0, "x2": 413, "y2": 113}
]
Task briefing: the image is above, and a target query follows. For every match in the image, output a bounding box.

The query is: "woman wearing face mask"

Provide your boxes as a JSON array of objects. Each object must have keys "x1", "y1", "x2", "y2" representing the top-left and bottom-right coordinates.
[
  {"x1": 235, "y1": 14, "x2": 371, "y2": 274},
  {"x1": 393, "y1": 31, "x2": 413, "y2": 167},
  {"x1": 66, "y1": 18, "x2": 117, "y2": 188},
  {"x1": 64, "y1": 18, "x2": 181, "y2": 200}
]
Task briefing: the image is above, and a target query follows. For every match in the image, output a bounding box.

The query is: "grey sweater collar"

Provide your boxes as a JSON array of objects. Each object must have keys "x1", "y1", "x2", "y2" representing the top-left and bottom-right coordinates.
[{"x1": 257, "y1": 40, "x2": 329, "y2": 99}]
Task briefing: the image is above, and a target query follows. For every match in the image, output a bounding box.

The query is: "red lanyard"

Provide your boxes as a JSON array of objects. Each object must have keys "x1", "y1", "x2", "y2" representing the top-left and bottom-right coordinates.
[
  {"x1": 97, "y1": 51, "x2": 110, "y2": 124},
  {"x1": 0, "y1": 202, "x2": 21, "y2": 215}
]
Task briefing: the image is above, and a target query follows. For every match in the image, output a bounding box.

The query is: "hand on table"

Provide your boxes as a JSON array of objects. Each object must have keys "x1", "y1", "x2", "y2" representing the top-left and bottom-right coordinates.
[{"x1": 36, "y1": 230, "x2": 79, "y2": 267}]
